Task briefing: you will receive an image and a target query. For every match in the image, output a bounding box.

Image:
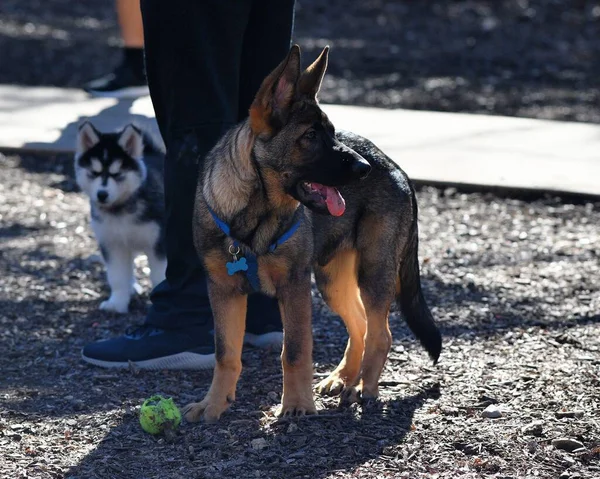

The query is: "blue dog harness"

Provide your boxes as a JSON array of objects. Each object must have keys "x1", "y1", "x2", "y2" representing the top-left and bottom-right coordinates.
[{"x1": 206, "y1": 204, "x2": 302, "y2": 292}]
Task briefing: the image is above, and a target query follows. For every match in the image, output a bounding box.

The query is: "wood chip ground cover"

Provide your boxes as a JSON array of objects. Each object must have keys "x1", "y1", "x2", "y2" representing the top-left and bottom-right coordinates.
[
  {"x1": 1, "y1": 1, "x2": 599, "y2": 477},
  {"x1": 0, "y1": 154, "x2": 598, "y2": 478}
]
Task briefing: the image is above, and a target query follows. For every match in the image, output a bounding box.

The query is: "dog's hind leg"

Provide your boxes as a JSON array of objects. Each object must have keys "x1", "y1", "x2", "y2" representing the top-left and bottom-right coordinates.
[
  {"x1": 346, "y1": 293, "x2": 393, "y2": 403},
  {"x1": 182, "y1": 287, "x2": 247, "y2": 423},
  {"x1": 342, "y1": 222, "x2": 398, "y2": 404},
  {"x1": 315, "y1": 249, "x2": 367, "y2": 397}
]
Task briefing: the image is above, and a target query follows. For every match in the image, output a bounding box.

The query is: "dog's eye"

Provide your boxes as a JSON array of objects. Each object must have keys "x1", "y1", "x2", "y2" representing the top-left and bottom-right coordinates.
[
  {"x1": 88, "y1": 171, "x2": 101, "y2": 178},
  {"x1": 304, "y1": 129, "x2": 317, "y2": 140}
]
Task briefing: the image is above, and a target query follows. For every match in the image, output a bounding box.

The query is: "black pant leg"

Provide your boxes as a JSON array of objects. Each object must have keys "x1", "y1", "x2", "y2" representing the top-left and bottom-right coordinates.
[
  {"x1": 141, "y1": 0, "x2": 296, "y2": 330},
  {"x1": 141, "y1": 0, "x2": 251, "y2": 328},
  {"x1": 237, "y1": 0, "x2": 296, "y2": 122},
  {"x1": 240, "y1": 0, "x2": 296, "y2": 328}
]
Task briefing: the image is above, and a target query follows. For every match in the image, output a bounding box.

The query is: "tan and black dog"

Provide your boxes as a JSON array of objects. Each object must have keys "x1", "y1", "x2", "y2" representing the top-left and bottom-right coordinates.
[{"x1": 183, "y1": 45, "x2": 441, "y2": 423}]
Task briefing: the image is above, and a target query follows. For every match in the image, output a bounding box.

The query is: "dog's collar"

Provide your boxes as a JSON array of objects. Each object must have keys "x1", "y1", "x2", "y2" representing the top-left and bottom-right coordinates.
[{"x1": 206, "y1": 203, "x2": 302, "y2": 291}]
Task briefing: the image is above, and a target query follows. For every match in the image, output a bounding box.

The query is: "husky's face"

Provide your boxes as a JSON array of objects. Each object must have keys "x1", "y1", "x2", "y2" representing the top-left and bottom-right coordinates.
[{"x1": 74, "y1": 123, "x2": 146, "y2": 208}]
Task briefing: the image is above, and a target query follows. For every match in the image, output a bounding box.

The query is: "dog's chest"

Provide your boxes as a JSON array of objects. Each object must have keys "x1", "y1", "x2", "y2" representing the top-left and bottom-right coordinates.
[
  {"x1": 256, "y1": 257, "x2": 286, "y2": 296},
  {"x1": 91, "y1": 210, "x2": 160, "y2": 251},
  {"x1": 203, "y1": 247, "x2": 288, "y2": 297}
]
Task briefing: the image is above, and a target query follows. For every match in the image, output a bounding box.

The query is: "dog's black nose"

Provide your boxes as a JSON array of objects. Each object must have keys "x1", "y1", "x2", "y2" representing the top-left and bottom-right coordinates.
[
  {"x1": 97, "y1": 190, "x2": 109, "y2": 203},
  {"x1": 352, "y1": 158, "x2": 371, "y2": 179}
]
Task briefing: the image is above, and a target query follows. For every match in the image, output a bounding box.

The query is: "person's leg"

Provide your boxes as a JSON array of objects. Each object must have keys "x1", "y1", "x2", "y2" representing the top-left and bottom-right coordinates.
[
  {"x1": 84, "y1": 0, "x2": 148, "y2": 98},
  {"x1": 116, "y1": 0, "x2": 145, "y2": 87},
  {"x1": 148, "y1": 0, "x2": 294, "y2": 342},
  {"x1": 236, "y1": 0, "x2": 295, "y2": 123},
  {"x1": 142, "y1": 0, "x2": 250, "y2": 334},
  {"x1": 82, "y1": 0, "x2": 293, "y2": 369},
  {"x1": 147, "y1": 0, "x2": 294, "y2": 339},
  {"x1": 117, "y1": 0, "x2": 144, "y2": 48},
  {"x1": 239, "y1": 0, "x2": 296, "y2": 344}
]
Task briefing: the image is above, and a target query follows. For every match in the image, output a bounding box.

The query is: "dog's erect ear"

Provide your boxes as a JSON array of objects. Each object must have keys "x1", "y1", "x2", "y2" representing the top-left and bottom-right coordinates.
[
  {"x1": 77, "y1": 121, "x2": 100, "y2": 153},
  {"x1": 297, "y1": 46, "x2": 329, "y2": 99},
  {"x1": 249, "y1": 45, "x2": 301, "y2": 137},
  {"x1": 118, "y1": 124, "x2": 144, "y2": 158}
]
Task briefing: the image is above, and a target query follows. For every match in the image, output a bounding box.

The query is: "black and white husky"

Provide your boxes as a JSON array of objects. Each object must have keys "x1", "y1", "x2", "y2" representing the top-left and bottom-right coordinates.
[{"x1": 75, "y1": 122, "x2": 167, "y2": 313}]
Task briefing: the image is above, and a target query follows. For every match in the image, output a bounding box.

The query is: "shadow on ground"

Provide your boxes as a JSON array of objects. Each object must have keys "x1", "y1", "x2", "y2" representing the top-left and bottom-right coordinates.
[
  {"x1": 20, "y1": 97, "x2": 161, "y2": 153},
  {"x1": 66, "y1": 389, "x2": 438, "y2": 479}
]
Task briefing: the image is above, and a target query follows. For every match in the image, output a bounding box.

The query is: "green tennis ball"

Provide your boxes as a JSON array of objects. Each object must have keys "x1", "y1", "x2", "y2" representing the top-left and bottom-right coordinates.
[{"x1": 139, "y1": 395, "x2": 181, "y2": 435}]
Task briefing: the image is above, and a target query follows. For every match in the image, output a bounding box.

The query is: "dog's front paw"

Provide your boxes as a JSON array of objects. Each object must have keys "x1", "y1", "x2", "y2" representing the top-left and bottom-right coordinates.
[
  {"x1": 99, "y1": 298, "x2": 129, "y2": 314},
  {"x1": 182, "y1": 396, "x2": 231, "y2": 424},
  {"x1": 276, "y1": 395, "x2": 317, "y2": 418}
]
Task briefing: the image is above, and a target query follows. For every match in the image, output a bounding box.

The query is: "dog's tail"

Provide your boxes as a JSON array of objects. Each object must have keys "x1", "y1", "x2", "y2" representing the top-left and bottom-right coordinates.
[{"x1": 397, "y1": 195, "x2": 442, "y2": 364}]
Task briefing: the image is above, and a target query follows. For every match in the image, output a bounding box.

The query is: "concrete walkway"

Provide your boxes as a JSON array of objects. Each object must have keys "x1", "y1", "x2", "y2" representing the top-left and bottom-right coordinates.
[{"x1": 1, "y1": 84, "x2": 599, "y2": 196}]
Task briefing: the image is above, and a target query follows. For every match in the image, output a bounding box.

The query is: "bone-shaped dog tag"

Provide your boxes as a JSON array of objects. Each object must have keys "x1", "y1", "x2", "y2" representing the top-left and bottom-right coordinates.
[{"x1": 226, "y1": 257, "x2": 248, "y2": 275}]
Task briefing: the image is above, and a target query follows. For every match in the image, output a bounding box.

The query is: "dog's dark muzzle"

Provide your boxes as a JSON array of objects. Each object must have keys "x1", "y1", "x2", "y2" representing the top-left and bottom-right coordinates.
[
  {"x1": 334, "y1": 141, "x2": 371, "y2": 181},
  {"x1": 351, "y1": 155, "x2": 371, "y2": 179}
]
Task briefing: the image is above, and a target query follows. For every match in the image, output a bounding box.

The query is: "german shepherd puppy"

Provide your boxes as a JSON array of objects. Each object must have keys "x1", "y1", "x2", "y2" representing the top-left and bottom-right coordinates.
[{"x1": 183, "y1": 45, "x2": 441, "y2": 423}]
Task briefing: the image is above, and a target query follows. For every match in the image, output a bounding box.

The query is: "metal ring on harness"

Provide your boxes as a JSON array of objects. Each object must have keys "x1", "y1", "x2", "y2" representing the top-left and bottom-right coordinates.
[{"x1": 228, "y1": 244, "x2": 241, "y2": 256}]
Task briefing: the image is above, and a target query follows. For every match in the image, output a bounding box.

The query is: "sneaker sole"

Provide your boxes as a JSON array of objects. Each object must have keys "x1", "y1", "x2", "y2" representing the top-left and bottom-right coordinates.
[
  {"x1": 81, "y1": 332, "x2": 282, "y2": 370},
  {"x1": 81, "y1": 351, "x2": 215, "y2": 370},
  {"x1": 243, "y1": 331, "x2": 283, "y2": 349},
  {"x1": 85, "y1": 86, "x2": 150, "y2": 99}
]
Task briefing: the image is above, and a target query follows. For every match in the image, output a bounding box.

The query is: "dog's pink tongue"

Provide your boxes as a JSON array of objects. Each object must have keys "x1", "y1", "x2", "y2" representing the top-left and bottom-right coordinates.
[{"x1": 325, "y1": 187, "x2": 346, "y2": 216}]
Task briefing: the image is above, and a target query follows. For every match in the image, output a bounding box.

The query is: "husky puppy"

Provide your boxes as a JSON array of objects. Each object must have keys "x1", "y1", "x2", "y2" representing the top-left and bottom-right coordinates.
[{"x1": 75, "y1": 122, "x2": 167, "y2": 313}]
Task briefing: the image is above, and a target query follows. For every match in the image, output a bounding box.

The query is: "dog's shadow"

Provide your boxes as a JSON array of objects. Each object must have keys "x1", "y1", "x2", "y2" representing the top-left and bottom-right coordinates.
[
  {"x1": 264, "y1": 384, "x2": 441, "y2": 478},
  {"x1": 65, "y1": 378, "x2": 439, "y2": 479}
]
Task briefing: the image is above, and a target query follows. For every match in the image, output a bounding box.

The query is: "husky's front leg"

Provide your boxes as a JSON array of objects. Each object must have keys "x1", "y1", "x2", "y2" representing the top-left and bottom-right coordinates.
[
  {"x1": 277, "y1": 278, "x2": 317, "y2": 417},
  {"x1": 99, "y1": 245, "x2": 133, "y2": 314},
  {"x1": 183, "y1": 285, "x2": 247, "y2": 423}
]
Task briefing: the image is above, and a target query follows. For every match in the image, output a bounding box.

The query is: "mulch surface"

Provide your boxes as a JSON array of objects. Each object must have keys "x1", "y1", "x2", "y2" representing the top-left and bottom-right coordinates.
[
  {"x1": 1, "y1": 1, "x2": 600, "y2": 478},
  {"x1": 1, "y1": 154, "x2": 599, "y2": 479}
]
